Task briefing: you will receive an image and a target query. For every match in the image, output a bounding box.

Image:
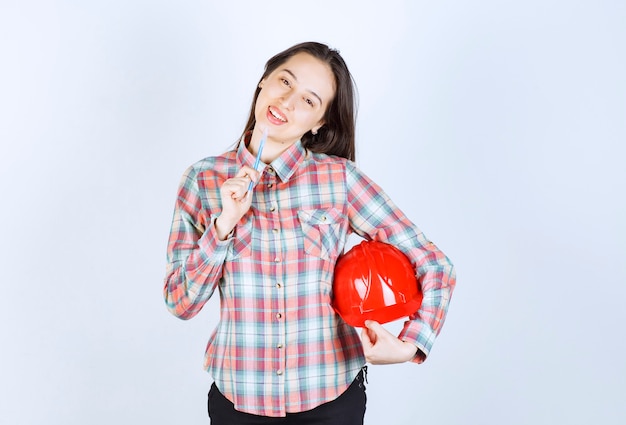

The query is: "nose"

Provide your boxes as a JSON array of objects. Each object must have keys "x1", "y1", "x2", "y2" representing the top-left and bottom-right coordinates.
[{"x1": 280, "y1": 92, "x2": 297, "y2": 110}]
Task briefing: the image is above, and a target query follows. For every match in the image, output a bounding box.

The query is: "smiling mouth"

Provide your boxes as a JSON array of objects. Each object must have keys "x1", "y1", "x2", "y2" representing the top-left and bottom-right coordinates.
[{"x1": 268, "y1": 107, "x2": 287, "y2": 123}]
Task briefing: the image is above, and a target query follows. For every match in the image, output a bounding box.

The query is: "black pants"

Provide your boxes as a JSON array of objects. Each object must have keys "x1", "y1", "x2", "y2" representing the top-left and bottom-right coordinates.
[{"x1": 208, "y1": 369, "x2": 367, "y2": 425}]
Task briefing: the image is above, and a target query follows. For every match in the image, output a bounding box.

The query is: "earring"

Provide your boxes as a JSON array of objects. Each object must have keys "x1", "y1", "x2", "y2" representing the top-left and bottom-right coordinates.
[{"x1": 312, "y1": 129, "x2": 318, "y2": 135}]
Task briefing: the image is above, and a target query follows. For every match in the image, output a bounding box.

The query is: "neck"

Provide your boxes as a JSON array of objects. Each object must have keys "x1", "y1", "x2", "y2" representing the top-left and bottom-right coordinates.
[{"x1": 248, "y1": 127, "x2": 298, "y2": 163}]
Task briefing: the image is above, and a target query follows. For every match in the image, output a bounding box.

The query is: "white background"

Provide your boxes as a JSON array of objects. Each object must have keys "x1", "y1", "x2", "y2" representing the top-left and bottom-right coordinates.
[{"x1": 1, "y1": 1, "x2": 624, "y2": 424}]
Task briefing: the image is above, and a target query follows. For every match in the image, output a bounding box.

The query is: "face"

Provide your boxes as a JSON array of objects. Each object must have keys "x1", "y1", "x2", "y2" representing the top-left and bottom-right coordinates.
[{"x1": 255, "y1": 52, "x2": 336, "y2": 145}]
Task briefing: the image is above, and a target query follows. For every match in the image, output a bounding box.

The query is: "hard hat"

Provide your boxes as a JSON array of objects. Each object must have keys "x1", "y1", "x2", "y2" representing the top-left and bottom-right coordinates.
[{"x1": 332, "y1": 240, "x2": 422, "y2": 327}]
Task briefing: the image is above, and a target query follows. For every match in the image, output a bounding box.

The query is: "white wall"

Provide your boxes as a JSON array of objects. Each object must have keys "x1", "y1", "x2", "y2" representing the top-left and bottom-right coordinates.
[{"x1": 1, "y1": 1, "x2": 624, "y2": 424}]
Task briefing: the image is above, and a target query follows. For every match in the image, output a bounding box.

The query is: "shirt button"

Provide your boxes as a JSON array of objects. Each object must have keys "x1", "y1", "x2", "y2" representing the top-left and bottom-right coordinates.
[
  {"x1": 272, "y1": 228, "x2": 279, "y2": 234},
  {"x1": 275, "y1": 282, "x2": 282, "y2": 289},
  {"x1": 276, "y1": 313, "x2": 282, "y2": 319},
  {"x1": 277, "y1": 344, "x2": 283, "y2": 349},
  {"x1": 274, "y1": 257, "x2": 281, "y2": 263},
  {"x1": 270, "y1": 206, "x2": 276, "y2": 212},
  {"x1": 268, "y1": 183, "x2": 273, "y2": 188},
  {"x1": 276, "y1": 370, "x2": 283, "y2": 375}
]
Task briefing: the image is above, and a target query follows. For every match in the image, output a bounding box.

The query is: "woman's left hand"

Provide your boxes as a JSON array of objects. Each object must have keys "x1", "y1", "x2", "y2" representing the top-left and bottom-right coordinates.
[{"x1": 360, "y1": 320, "x2": 419, "y2": 364}]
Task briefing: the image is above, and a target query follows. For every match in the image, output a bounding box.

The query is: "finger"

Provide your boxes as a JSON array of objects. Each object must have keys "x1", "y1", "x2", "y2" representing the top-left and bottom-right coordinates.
[
  {"x1": 223, "y1": 179, "x2": 251, "y2": 202},
  {"x1": 360, "y1": 329, "x2": 374, "y2": 363},
  {"x1": 360, "y1": 327, "x2": 373, "y2": 347},
  {"x1": 235, "y1": 165, "x2": 261, "y2": 184},
  {"x1": 364, "y1": 320, "x2": 384, "y2": 335}
]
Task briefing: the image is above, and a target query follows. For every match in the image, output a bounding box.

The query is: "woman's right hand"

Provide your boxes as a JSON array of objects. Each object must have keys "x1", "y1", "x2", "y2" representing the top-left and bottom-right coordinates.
[{"x1": 215, "y1": 165, "x2": 261, "y2": 240}]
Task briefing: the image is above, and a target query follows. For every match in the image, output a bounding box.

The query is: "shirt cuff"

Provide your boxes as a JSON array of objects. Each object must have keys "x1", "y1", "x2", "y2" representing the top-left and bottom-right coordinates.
[
  {"x1": 196, "y1": 215, "x2": 233, "y2": 267},
  {"x1": 399, "y1": 319, "x2": 437, "y2": 364}
]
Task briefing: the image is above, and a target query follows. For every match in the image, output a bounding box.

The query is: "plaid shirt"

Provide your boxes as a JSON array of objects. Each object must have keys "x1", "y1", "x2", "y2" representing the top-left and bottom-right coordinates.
[{"x1": 164, "y1": 139, "x2": 456, "y2": 417}]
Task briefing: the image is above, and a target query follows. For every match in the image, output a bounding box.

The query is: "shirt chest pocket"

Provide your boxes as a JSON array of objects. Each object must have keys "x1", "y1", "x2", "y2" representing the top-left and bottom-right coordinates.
[{"x1": 297, "y1": 208, "x2": 345, "y2": 261}]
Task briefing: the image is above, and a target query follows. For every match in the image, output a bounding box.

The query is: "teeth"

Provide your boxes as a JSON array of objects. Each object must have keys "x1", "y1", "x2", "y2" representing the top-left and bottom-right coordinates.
[{"x1": 270, "y1": 108, "x2": 286, "y2": 122}]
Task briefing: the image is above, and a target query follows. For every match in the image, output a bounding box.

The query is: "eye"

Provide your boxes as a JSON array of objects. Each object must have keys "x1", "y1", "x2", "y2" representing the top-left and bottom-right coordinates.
[
  {"x1": 281, "y1": 78, "x2": 291, "y2": 87},
  {"x1": 304, "y1": 98, "x2": 315, "y2": 107}
]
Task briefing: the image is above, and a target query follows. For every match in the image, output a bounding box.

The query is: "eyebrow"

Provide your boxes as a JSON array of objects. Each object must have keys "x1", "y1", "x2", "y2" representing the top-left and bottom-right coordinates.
[{"x1": 282, "y1": 68, "x2": 324, "y2": 106}]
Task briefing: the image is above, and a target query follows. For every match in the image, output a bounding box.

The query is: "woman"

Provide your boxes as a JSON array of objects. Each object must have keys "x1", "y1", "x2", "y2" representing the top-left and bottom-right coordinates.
[{"x1": 164, "y1": 41, "x2": 456, "y2": 424}]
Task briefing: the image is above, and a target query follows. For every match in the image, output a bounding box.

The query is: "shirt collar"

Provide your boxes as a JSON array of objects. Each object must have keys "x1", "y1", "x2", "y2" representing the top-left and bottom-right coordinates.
[{"x1": 236, "y1": 135, "x2": 306, "y2": 183}]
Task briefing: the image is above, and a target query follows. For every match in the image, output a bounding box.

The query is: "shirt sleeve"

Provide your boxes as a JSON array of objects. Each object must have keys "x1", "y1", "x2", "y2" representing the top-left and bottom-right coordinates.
[
  {"x1": 345, "y1": 161, "x2": 456, "y2": 363},
  {"x1": 163, "y1": 164, "x2": 232, "y2": 320}
]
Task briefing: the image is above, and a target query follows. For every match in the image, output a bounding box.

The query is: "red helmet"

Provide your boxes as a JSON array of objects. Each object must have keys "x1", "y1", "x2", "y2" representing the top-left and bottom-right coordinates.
[{"x1": 332, "y1": 240, "x2": 422, "y2": 327}]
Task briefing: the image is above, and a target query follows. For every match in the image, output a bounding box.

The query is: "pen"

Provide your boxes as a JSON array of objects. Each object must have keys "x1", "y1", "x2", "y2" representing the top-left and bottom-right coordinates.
[{"x1": 248, "y1": 128, "x2": 268, "y2": 193}]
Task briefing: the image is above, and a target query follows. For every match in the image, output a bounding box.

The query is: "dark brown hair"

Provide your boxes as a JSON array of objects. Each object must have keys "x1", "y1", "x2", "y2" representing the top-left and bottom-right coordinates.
[{"x1": 239, "y1": 42, "x2": 357, "y2": 161}]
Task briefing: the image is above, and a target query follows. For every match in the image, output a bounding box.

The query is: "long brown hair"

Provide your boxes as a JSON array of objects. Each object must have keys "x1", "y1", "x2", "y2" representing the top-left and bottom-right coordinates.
[{"x1": 239, "y1": 42, "x2": 357, "y2": 161}]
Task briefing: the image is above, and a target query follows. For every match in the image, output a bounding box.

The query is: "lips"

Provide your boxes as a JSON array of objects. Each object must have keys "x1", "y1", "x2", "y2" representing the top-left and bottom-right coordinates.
[{"x1": 267, "y1": 106, "x2": 288, "y2": 125}]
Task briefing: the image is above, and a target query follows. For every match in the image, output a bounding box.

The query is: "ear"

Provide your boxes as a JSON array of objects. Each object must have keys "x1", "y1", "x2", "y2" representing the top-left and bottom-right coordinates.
[
  {"x1": 312, "y1": 121, "x2": 325, "y2": 135},
  {"x1": 258, "y1": 80, "x2": 265, "y2": 89}
]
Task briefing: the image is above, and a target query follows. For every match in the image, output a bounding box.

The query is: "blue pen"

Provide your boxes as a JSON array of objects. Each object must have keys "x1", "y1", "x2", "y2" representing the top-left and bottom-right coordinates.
[{"x1": 248, "y1": 128, "x2": 268, "y2": 193}]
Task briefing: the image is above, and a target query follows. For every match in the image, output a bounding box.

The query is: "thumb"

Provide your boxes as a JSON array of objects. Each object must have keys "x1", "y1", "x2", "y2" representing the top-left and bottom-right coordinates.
[
  {"x1": 360, "y1": 325, "x2": 373, "y2": 347},
  {"x1": 364, "y1": 320, "x2": 383, "y2": 333},
  {"x1": 362, "y1": 320, "x2": 382, "y2": 343}
]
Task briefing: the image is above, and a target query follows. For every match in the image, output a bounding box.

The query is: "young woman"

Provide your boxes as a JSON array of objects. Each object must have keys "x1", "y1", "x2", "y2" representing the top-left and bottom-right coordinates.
[{"x1": 164, "y1": 42, "x2": 456, "y2": 424}]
